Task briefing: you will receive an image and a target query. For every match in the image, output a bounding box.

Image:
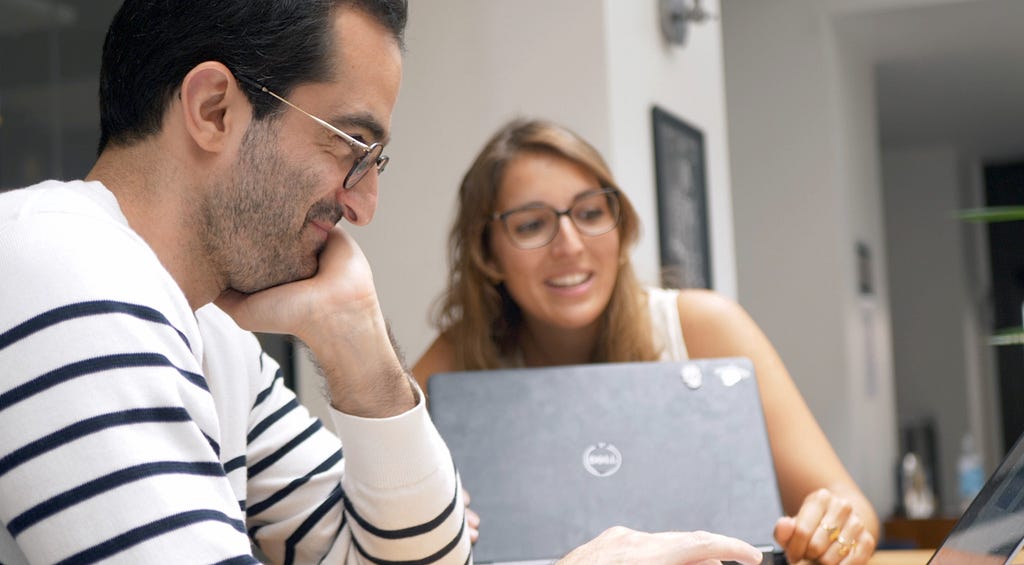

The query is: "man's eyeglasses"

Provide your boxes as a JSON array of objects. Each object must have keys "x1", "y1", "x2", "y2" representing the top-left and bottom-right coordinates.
[
  {"x1": 492, "y1": 188, "x2": 621, "y2": 249},
  {"x1": 236, "y1": 74, "x2": 389, "y2": 189}
]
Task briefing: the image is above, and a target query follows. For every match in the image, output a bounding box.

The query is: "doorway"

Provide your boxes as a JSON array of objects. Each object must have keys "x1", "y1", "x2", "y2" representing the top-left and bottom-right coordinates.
[{"x1": 984, "y1": 160, "x2": 1024, "y2": 453}]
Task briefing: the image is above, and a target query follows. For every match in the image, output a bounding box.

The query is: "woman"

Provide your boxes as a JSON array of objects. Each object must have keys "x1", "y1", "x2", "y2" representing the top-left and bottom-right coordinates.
[{"x1": 414, "y1": 118, "x2": 879, "y2": 564}]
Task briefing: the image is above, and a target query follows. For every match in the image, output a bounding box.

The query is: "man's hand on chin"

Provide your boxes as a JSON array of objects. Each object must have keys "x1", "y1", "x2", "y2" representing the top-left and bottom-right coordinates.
[{"x1": 216, "y1": 226, "x2": 415, "y2": 418}]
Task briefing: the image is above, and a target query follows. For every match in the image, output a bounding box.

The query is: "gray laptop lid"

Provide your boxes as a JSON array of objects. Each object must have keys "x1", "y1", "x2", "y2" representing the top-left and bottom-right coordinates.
[
  {"x1": 427, "y1": 357, "x2": 785, "y2": 564},
  {"x1": 928, "y1": 430, "x2": 1024, "y2": 564}
]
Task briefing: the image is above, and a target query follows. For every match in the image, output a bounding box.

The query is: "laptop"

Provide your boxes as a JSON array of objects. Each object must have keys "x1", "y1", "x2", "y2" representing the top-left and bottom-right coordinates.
[
  {"x1": 927, "y1": 429, "x2": 1024, "y2": 564},
  {"x1": 427, "y1": 357, "x2": 787, "y2": 564}
]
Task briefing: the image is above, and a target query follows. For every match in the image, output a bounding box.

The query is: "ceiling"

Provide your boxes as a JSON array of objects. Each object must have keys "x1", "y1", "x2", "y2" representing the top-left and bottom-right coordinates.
[{"x1": 833, "y1": 0, "x2": 1024, "y2": 161}]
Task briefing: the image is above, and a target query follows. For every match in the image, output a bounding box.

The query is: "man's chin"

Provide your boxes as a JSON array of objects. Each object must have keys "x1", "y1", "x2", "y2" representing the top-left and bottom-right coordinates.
[{"x1": 233, "y1": 263, "x2": 318, "y2": 294}]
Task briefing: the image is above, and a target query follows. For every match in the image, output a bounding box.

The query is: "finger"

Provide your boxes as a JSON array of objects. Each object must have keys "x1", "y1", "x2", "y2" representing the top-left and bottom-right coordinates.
[
  {"x1": 464, "y1": 502, "x2": 480, "y2": 545},
  {"x1": 782, "y1": 489, "x2": 831, "y2": 561},
  {"x1": 318, "y1": 225, "x2": 367, "y2": 280},
  {"x1": 650, "y1": 530, "x2": 764, "y2": 565},
  {"x1": 773, "y1": 516, "x2": 795, "y2": 547},
  {"x1": 461, "y1": 486, "x2": 471, "y2": 505},
  {"x1": 839, "y1": 528, "x2": 876, "y2": 565},
  {"x1": 805, "y1": 498, "x2": 854, "y2": 561},
  {"x1": 819, "y1": 519, "x2": 864, "y2": 565}
]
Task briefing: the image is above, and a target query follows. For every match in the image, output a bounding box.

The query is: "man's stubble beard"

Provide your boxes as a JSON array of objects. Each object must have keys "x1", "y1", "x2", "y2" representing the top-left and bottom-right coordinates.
[{"x1": 197, "y1": 119, "x2": 336, "y2": 294}]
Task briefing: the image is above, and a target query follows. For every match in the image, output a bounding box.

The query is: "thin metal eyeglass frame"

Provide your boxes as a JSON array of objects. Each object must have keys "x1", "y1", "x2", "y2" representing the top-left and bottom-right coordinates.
[
  {"x1": 235, "y1": 74, "x2": 389, "y2": 189},
  {"x1": 492, "y1": 188, "x2": 621, "y2": 250}
]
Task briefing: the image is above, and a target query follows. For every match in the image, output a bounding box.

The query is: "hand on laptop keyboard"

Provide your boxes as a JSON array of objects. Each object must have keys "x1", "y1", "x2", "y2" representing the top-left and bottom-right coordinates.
[
  {"x1": 462, "y1": 487, "x2": 479, "y2": 544},
  {"x1": 556, "y1": 526, "x2": 764, "y2": 565}
]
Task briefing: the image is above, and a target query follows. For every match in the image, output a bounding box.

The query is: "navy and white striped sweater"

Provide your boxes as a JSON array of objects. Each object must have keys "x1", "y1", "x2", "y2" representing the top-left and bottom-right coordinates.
[{"x1": 0, "y1": 180, "x2": 471, "y2": 564}]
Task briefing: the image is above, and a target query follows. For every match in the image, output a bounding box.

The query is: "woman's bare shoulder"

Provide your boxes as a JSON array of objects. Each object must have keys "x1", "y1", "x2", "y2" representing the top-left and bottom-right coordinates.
[
  {"x1": 412, "y1": 333, "x2": 458, "y2": 391},
  {"x1": 675, "y1": 288, "x2": 765, "y2": 357},
  {"x1": 676, "y1": 288, "x2": 749, "y2": 324}
]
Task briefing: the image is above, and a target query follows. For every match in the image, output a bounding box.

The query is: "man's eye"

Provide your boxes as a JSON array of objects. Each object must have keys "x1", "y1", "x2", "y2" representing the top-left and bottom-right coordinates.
[{"x1": 334, "y1": 133, "x2": 366, "y2": 146}]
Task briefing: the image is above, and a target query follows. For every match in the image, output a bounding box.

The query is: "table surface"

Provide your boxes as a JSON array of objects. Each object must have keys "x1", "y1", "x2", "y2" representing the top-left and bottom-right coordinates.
[
  {"x1": 868, "y1": 549, "x2": 934, "y2": 564},
  {"x1": 869, "y1": 548, "x2": 1024, "y2": 564}
]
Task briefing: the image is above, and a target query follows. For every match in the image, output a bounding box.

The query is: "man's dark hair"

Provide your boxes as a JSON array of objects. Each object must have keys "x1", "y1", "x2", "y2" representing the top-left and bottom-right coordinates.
[{"x1": 97, "y1": 0, "x2": 407, "y2": 153}]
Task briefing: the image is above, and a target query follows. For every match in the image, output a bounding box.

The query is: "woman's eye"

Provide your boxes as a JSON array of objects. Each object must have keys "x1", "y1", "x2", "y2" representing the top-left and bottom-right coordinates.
[
  {"x1": 514, "y1": 218, "x2": 546, "y2": 235},
  {"x1": 576, "y1": 207, "x2": 607, "y2": 222}
]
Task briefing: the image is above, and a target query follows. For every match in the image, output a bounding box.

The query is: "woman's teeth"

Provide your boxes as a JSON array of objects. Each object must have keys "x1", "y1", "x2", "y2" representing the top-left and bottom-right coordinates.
[{"x1": 549, "y1": 273, "x2": 589, "y2": 287}]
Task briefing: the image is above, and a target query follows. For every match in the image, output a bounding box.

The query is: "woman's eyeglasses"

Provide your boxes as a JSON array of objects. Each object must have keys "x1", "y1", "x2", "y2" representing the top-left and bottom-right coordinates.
[{"x1": 492, "y1": 188, "x2": 621, "y2": 249}]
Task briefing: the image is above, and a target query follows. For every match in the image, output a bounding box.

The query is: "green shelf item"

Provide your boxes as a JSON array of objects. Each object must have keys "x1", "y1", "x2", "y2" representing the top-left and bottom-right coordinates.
[
  {"x1": 957, "y1": 207, "x2": 1024, "y2": 223},
  {"x1": 957, "y1": 208, "x2": 1024, "y2": 346},
  {"x1": 988, "y1": 327, "x2": 1024, "y2": 347}
]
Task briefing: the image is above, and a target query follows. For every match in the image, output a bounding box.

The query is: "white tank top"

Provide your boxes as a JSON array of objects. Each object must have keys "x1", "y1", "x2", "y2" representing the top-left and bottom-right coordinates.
[
  {"x1": 646, "y1": 287, "x2": 690, "y2": 361},
  {"x1": 502, "y1": 287, "x2": 690, "y2": 366}
]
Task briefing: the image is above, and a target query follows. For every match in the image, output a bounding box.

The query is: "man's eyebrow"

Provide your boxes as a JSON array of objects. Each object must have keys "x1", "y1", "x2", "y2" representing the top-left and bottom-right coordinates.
[{"x1": 330, "y1": 113, "x2": 389, "y2": 145}]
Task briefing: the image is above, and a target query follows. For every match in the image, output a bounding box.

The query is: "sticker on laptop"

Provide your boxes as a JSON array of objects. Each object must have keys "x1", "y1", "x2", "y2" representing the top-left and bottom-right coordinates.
[
  {"x1": 582, "y1": 443, "x2": 622, "y2": 477},
  {"x1": 680, "y1": 364, "x2": 703, "y2": 389},
  {"x1": 714, "y1": 364, "x2": 752, "y2": 387}
]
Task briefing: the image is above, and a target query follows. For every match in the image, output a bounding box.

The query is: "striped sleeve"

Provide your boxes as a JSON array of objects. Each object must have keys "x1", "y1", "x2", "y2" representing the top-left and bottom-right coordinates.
[{"x1": 195, "y1": 307, "x2": 472, "y2": 565}]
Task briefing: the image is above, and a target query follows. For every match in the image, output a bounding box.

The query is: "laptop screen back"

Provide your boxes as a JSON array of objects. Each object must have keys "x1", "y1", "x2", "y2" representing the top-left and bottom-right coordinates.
[
  {"x1": 427, "y1": 358, "x2": 785, "y2": 564},
  {"x1": 929, "y1": 431, "x2": 1024, "y2": 564}
]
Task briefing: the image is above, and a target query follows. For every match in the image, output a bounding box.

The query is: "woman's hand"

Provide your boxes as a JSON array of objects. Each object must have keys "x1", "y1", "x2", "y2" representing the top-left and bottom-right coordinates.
[
  {"x1": 774, "y1": 488, "x2": 877, "y2": 564},
  {"x1": 462, "y1": 487, "x2": 479, "y2": 544}
]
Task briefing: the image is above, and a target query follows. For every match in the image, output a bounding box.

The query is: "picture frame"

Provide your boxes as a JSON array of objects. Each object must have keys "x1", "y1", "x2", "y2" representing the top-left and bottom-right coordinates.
[{"x1": 651, "y1": 105, "x2": 710, "y2": 289}]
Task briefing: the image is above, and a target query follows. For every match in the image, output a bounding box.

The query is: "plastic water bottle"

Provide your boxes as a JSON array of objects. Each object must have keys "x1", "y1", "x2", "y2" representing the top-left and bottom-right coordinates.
[{"x1": 957, "y1": 433, "x2": 985, "y2": 512}]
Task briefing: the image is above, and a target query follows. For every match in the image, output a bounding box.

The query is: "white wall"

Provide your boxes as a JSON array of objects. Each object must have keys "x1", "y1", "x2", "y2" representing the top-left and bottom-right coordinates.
[
  {"x1": 882, "y1": 146, "x2": 970, "y2": 512},
  {"x1": 603, "y1": 0, "x2": 737, "y2": 298},
  {"x1": 298, "y1": 0, "x2": 735, "y2": 425},
  {"x1": 880, "y1": 145, "x2": 1002, "y2": 514},
  {"x1": 833, "y1": 25, "x2": 901, "y2": 519},
  {"x1": 722, "y1": 0, "x2": 897, "y2": 515}
]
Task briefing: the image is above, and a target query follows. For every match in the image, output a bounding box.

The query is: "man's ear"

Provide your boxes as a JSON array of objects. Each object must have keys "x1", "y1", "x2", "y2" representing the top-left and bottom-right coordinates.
[{"x1": 179, "y1": 62, "x2": 248, "y2": 153}]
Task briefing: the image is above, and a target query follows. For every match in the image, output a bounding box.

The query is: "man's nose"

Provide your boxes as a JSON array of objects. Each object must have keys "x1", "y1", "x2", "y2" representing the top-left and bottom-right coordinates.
[{"x1": 337, "y1": 169, "x2": 379, "y2": 226}]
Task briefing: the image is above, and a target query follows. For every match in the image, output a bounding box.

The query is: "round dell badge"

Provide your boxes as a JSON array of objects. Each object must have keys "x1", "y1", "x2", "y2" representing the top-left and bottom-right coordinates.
[{"x1": 583, "y1": 443, "x2": 622, "y2": 477}]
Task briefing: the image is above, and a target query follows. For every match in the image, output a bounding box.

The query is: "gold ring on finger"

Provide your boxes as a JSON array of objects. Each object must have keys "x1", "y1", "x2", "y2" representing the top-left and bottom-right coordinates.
[
  {"x1": 836, "y1": 535, "x2": 856, "y2": 557},
  {"x1": 822, "y1": 523, "x2": 840, "y2": 542}
]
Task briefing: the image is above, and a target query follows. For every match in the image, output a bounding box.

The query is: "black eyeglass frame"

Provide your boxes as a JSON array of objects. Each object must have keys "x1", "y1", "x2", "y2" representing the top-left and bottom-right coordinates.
[
  {"x1": 491, "y1": 187, "x2": 622, "y2": 250},
  {"x1": 235, "y1": 74, "x2": 389, "y2": 189}
]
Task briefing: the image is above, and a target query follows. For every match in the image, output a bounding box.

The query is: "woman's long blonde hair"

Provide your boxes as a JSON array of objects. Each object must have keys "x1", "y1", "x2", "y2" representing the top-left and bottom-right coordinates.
[{"x1": 433, "y1": 118, "x2": 659, "y2": 369}]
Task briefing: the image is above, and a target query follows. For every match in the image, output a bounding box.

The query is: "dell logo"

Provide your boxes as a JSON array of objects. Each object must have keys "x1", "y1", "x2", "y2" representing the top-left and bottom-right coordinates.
[{"x1": 583, "y1": 443, "x2": 622, "y2": 477}]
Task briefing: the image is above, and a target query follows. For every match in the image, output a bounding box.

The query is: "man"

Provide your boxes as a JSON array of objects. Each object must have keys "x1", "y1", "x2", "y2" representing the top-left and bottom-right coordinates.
[{"x1": 0, "y1": 1, "x2": 763, "y2": 563}]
